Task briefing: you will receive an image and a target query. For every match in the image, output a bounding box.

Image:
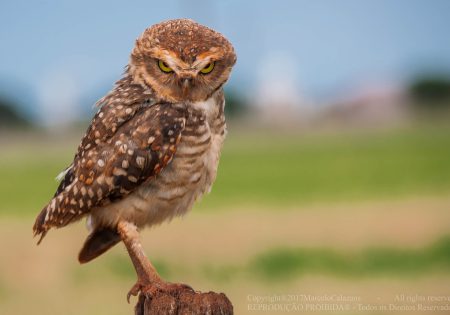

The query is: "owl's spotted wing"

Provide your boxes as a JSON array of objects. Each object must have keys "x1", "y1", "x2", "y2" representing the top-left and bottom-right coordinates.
[{"x1": 33, "y1": 102, "x2": 187, "y2": 242}]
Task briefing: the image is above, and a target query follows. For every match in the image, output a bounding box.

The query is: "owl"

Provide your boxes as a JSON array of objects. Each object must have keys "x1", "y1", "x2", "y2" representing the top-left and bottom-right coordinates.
[{"x1": 33, "y1": 19, "x2": 236, "y2": 299}]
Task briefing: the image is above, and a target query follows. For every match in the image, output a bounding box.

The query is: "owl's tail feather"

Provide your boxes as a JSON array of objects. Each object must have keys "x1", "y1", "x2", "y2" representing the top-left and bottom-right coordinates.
[
  {"x1": 78, "y1": 227, "x2": 121, "y2": 263},
  {"x1": 33, "y1": 183, "x2": 88, "y2": 245},
  {"x1": 33, "y1": 206, "x2": 51, "y2": 244},
  {"x1": 33, "y1": 195, "x2": 74, "y2": 245}
]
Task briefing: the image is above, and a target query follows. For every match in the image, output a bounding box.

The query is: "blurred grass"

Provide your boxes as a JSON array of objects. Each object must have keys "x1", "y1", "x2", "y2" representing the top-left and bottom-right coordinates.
[
  {"x1": 249, "y1": 236, "x2": 450, "y2": 280},
  {"x1": 1, "y1": 123, "x2": 450, "y2": 216},
  {"x1": 208, "y1": 124, "x2": 450, "y2": 208},
  {"x1": 67, "y1": 236, "x2": 450, "y2": 284},
  {"x1": 106, "y1": 255, "x2": 171, "y2": 279},
  {"x1": 71, "y1": 254, "x2": 171, "y2": 287}
]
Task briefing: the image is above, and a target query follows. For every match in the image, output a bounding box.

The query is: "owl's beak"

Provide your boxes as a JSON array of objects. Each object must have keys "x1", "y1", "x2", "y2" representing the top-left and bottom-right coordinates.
[
  {"x1": 180, "y1": 77, "x2": 193, "y2": 94},
  {"x1": 181, "y1": 77, "x2": 192, "y2": 88}
]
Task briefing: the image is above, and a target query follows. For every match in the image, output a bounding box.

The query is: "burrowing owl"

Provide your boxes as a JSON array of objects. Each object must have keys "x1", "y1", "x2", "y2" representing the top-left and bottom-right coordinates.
[{"x1": 33, "y1": 19, "x2": 236, "y2": 299}]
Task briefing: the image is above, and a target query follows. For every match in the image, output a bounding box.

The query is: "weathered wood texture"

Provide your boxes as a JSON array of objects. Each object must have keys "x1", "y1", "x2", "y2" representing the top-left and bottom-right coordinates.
[{"x1": 134, "y1": 284, "x2": 233, "y2": 315}]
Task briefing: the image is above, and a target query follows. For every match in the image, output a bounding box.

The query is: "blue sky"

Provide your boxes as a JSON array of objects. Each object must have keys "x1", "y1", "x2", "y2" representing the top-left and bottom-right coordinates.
[{"x1": 1, "y1": 0, "x2": 450, "y2": 123}]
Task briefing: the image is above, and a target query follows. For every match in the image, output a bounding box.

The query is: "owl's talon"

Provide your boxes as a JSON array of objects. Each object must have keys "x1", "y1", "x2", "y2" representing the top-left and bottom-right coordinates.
[
  {"x1": 127, "y1": 280, "x2": 195, "y2": 302},
  {"x1": 127, "y1": 281, "x2": 145, "y2": 303},
  {"x1": 159, "y1": 281, "x2": 194, "y2": 294}
]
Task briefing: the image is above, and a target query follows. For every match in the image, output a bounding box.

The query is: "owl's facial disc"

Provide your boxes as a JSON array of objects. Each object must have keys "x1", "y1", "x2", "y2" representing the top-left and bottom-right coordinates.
[{"x1": 130, "y1": 19, "x2": 236, "y2": 102}]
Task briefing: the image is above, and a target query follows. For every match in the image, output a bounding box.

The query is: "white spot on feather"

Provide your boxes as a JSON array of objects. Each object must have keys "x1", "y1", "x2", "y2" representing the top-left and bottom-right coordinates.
[
  {"x1": 55, "y1": 166, "x2": 72, "y2": 182},
  {"x1": 44, "y1": 208, "x2": 50, "y2": 222},
  {"x1": 86, "y1": 215, "x2": 94, "y2": 232}
]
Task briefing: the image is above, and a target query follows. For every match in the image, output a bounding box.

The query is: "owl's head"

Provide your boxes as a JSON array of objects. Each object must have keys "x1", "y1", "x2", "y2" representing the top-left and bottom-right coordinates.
[{"x1": 129, "y1": 19, "x2": 236, "y2": 103}]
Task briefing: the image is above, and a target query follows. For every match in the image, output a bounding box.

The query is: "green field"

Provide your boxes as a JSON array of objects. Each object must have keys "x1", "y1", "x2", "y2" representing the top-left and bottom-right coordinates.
[
  {"x1": 1, "y1": 124, "x2": 450, "y2": 215},
  {"x1": 212, "y1": 124, "x2": 450, "y2": 207}
]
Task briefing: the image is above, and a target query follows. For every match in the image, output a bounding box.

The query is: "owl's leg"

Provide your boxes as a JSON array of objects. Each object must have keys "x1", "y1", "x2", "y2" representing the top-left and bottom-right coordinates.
[{"x1": 117, "y1": 220, "x2": 162, "y2": 302}]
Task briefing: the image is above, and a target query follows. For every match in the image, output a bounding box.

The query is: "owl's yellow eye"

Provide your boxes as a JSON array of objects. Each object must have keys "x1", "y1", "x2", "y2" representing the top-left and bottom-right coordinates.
[
  {"x1": 200, "y1": 61, "x2": 215, "y2": 74},
  {"x1": 158, "y1": 60, "x2": 173, "y2": 73}
]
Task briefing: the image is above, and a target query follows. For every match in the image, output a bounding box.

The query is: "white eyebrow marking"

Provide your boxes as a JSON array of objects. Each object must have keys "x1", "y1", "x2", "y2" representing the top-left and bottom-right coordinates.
[
  {"x1": 192, "y1": 56, "x2": 214, "y2": 69},
  {"x1": 159, "y1": 50, "x2": 188, "y2": 70}
]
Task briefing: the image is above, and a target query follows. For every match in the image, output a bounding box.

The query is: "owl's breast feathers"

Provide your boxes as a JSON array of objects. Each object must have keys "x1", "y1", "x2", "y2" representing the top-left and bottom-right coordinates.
[{"x1": 33, "y1": 82, "x2": 188, "y2": 243}]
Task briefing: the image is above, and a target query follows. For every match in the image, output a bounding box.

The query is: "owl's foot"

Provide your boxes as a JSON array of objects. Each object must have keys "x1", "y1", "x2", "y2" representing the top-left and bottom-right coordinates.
[
  {"x1": 117, "y1": 221, "x2": 163, "y2": 302},
  {"x1": 127, "y1": 280, "x2": 194, "y2": 303},
  {"x1": 156, "y1": 281, "x2": 194, "y2": 295},
  {"x1": 127, "y1": 280, "x2": 148, "y2": 303},
  {"x1": 140, "y1": 281, "x2": 195, "y2": 296},
  {"x1": 128, "y1": 279, "x2": 194, "y2": 302},
  {"x1": 117, "y1": 221, "x2": 195, "y2": 303}
]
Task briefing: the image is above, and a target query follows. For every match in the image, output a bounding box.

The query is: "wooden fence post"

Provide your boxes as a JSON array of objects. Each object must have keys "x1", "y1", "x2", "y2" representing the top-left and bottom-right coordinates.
[{"x1": 134, "y1": 284, "x2": 233, "y2": 315}]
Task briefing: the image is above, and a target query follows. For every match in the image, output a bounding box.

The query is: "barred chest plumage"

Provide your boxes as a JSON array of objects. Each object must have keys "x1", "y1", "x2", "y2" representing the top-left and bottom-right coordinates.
[{"x1": 90, "y1": 92, "x2": 226, "y2": 230}]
